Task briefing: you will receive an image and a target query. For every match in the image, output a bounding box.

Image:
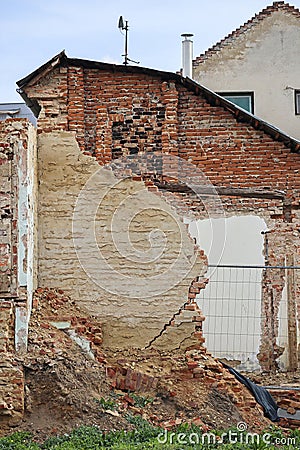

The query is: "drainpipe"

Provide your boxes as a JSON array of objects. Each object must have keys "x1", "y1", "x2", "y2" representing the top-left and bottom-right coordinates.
[{"x1": 181, "y1": 33, "x2": 194, "y2": 78}]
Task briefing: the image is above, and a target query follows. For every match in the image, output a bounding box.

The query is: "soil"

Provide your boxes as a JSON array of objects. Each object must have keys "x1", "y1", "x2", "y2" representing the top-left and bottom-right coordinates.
[
  {"x1": 18, "y1": 351, "x2": 244, "y2": 442},
  {"x1": 5, "y1": 288, "x2": 283, "y2": 440},
  {"x1": 17, "y1": 344, "x2": 247, "y2": 442},
  {"x1": 21, "y1": 350, "x2": 130, "y2": 441}
]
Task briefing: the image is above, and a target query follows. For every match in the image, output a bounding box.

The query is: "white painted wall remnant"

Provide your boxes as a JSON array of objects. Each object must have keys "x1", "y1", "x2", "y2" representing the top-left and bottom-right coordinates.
[
  {"x1": 187, "y1": 215, "x2": 267, "y2": 266},
  {"x1": 193, "y1": 9, "x2": 300, "y2": 140},
  {"x1": 15, "y1": 307, "x2": 28, "y2": 353},
  {"x1": 17, "y1": 137, "x2": 28, "y2": 287},
  {"x1": 187, "y1": 215, "x2": 268, "y2": 370},
  {"x1": 50, "y1": 321, "x2": 71, "y2": 329},
  {"x1": 66, "y1": 329, "x2": 95, "y2": 359},
  {"x1": 25, "y1": 124, "x2": 38, "y2": 321},
  {"x1": 15, "y1": 122, "x2": 37, "y2": 352}
]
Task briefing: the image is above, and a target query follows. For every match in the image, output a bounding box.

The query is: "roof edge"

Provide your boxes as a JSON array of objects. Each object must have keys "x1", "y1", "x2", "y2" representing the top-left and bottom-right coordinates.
[
  {"x1": 17, "y1": 51, "x2": 181, "y2": 89},
  {"x1": 17, "y1": 50, "x2": 67, "y2": 89},
  {"x1": 184, "y1": 77, "x2": 300, "y2": 152},
  {"x1": 16, "y1": 51, "x2": 300, "y2": 153},
  {"x1": 193, "y1": 1, "x2": 300, "y2": 67}
]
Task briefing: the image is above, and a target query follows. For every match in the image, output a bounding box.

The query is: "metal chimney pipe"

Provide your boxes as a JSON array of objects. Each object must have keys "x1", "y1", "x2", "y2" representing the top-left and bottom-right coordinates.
[{"x1": 181, "y1": 33, "x2": 194, "y2": 78}]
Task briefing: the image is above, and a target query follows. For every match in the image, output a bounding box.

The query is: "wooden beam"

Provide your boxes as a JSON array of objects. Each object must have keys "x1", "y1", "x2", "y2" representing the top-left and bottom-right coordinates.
[
  {"x1": 155, "y1": 182, "x2": 285, "y2": 200},
  {"x1": 286, "y1": 253, "x2": 298, "y2": 371}
]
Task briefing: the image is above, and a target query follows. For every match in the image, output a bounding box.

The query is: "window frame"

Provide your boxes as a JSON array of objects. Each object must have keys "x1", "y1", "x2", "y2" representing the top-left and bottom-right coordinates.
[
  {"x1": 295, "y1": 90, "x2": 300, "y2": 115},
  {"x1": 217, "y1": 91, "x2": 254, "y2": 114}
]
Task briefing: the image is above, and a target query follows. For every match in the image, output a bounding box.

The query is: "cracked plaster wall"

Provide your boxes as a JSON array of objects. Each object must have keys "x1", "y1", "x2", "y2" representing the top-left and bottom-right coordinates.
[{"x1": 38, "y1": 131, "x2": 205, "y2": 349}]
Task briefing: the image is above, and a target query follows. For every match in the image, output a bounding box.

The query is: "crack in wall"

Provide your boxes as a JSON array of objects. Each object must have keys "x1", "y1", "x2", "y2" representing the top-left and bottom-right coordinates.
[
  {"x1": 143, "y1": 277, "x2": 208, "y2": 350},
  {"x1": 143, "y1": 299, "x2": 191, "y2": 349}
]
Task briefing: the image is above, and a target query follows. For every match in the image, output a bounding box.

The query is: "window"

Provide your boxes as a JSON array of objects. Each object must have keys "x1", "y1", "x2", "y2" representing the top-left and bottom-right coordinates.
[
  {"x1": 218, "y1": 92, "x2": 254, "y2": 114},
  {"x1": 295, "y1": 90, "x2": 300, "y2": 115}
]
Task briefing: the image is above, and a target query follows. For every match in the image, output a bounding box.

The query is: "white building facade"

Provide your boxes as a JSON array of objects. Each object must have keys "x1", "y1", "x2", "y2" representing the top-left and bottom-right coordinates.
[{"x1": 192, "y1": 1, "x2": 300, "y2": 140}]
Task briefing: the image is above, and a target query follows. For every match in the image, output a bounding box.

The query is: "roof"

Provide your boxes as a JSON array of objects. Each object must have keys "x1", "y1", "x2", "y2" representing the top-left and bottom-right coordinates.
[
  {"x1": 193, "y1": 1, "x2": 300, "y2": 67},
  {"x1": 0, "y1": 102, "x2": 36, "y2": 126},
  {"x1": 17, "y1": 50, "x2": 300, "y2": 153}
]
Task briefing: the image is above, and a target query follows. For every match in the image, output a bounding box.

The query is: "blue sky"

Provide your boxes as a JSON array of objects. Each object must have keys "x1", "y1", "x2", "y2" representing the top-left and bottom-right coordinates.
[{"x1": 1, "y1": 0, "x2": 300, "y2": 101}]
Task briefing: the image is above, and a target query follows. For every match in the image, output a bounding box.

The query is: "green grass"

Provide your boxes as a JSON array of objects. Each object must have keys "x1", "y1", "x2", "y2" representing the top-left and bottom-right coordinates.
[
  {"x1": 0, "y1": 432, "x2": 40, "y2": 450},
  {"x1": 95, "y1": 396, "x2": 118, "y2": 411},
  {"x1": 129, "y1": 393, "x2": 154, "y2": 408},
  {"x1": 1, "y1": 423, "x2": 300, "y2": 449}
]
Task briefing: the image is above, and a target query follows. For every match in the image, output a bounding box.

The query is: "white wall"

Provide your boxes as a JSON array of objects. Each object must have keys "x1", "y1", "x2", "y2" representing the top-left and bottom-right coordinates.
[
  {"x1": 193, "y1": 10, "x2": 300, "y2": 140},
  {"x1": 187, "y1": 215, "x2": 268, "y2": 370}
]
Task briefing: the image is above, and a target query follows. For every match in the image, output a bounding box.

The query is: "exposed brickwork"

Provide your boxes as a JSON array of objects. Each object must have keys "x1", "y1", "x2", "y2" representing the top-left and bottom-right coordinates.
[
  {"x1": 0, "y1": 137, "x2": 17, "y2": 298},
  {"x1": 0, "y1": 302, "x2": 15, "y2": 354},
  {"x1": 21, "y1": 290, "x2": 269, "y2": 428},
  {"x1": 176, "y1": 86, "x2": 300, "y2": 199},
  {"x1": 0, "y1": 119, "x2": 37, "y2": 426},
  {"x1": 22, "y1": 287, "x2": 300, "y2": 431},
  {"x1": 24, "y1": 63, "x2": 300, "y2": 202},
  {"x1": 20, "y1": 58, "x2": 300, "y2": 372},
  {"x1": 106, "y1": 366, "x2": 159, "y2": 392},
  {"x1": 0, "y1": 357, "x2": 24, "y2": 427},
  {"x1": 32, "y1": 287, "x2": 104, "y2": 362},
  {"x1": 24, "y1": 66, "x2": 68, "y2": 133},
  {"x1": 104, "y1": 347, "x2": 269, "y2": 430},
  {"x1": 259, "y1": 388, "x2": 300, "y2": 429},
  {"x1": 19, "y1": 291, "x2": 270, "y2": 431},
  {"x1": 2, "y1": 53, "x2": 296, "y2": 432},
  {"x1": 146, "y1": 283, "x2": 208, "y2": 351}
]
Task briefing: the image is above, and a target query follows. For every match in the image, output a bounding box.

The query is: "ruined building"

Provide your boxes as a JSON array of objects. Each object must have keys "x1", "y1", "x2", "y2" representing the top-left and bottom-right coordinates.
[{"x1": 0, "y1": 51, "x2": 299, "y2": 425}]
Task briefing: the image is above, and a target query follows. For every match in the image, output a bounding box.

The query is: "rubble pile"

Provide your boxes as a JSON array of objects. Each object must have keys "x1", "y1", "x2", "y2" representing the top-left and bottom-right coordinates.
[{"x1": 7, "y1": 288, "x2": 274, "y2": 438}]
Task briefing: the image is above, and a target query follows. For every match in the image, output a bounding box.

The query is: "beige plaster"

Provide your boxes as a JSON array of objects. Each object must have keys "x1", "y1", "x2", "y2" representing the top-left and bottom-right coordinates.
[{"x1": 38, "y1": 131, "x2": 205, "y2": 349}]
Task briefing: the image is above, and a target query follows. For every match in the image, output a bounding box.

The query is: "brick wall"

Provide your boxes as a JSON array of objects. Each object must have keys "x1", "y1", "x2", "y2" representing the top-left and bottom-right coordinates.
[
  {"x1": 25, "y1": 65, "x2": 300, "y2": 195},
  {"x1": 0, "y1": 138, "x2": 17, "y2": 298},
  {"x1": 22, "y1": 61, "x2": 300, "y2": 368},
  {"x1": 0, "y1": 119, "x2": 37, "y2": 425}
]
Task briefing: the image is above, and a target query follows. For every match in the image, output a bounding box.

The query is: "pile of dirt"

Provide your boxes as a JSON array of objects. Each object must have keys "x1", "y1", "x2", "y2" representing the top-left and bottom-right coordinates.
[
  {"x1": 10, "y1": 288, "x2": 273, "y2": 439},
  {"x1": 19, "y1": 353, "x2": 254, "y2": 441}
]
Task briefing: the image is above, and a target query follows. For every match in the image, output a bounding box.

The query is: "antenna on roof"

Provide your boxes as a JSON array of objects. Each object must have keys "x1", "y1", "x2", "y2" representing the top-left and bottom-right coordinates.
[{"x1": 118, "y1": 16, "x2": 139, "y2": 66}]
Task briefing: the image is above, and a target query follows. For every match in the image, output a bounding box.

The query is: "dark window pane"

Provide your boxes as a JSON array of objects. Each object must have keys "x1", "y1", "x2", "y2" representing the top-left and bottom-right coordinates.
[
  {"x1": 295, "y1": 91, "x2": 300, "y2": 115},
  {"x1": 223, "y1": 95, "x2": 251, "y2": 112}
]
